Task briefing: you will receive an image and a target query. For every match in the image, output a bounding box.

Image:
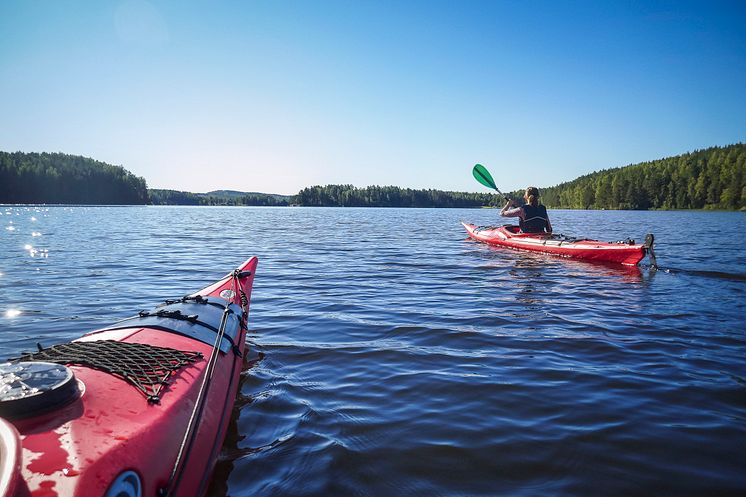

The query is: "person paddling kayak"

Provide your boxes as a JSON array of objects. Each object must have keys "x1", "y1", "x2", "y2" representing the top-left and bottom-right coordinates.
[{"x1": 500, "y1": 186, "x2": 553, "y2": 234}]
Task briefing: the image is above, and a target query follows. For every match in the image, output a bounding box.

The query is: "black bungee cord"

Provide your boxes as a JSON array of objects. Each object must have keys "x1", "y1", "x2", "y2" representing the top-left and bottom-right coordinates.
[{"x1": 159, "y1": 268, "x2": 250, "y2": 497}]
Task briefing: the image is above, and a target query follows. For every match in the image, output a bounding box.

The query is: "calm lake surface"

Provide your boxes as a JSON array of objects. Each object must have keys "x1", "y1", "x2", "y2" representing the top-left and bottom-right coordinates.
[{"x1": 1, "y1": 206, "x2": 745, "y2": 496}]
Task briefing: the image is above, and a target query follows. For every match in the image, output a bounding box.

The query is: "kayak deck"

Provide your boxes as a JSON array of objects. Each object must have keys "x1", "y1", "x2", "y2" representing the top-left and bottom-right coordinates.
[{"x1": 1, "y1": 256, "x2": 258, "y2": 497}]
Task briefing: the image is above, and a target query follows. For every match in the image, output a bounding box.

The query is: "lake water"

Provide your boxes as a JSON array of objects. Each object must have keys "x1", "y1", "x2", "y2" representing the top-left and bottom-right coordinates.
[{"x1": 1, "y1": 206, "x2": 745, "y2": 496}]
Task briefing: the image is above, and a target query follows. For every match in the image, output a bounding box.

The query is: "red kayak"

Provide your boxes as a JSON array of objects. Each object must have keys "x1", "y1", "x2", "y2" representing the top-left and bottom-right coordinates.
[
  {"x1": 462, "y1": 223, "x2": 656, "y2": 266},
  {"x1": 0, "y1": 257, "x2": 258, "y2": 497}
]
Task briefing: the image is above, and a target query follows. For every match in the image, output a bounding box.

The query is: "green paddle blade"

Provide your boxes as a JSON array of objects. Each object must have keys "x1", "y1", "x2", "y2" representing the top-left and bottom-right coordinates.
[{"x1": 472, "y1": 163, "x2": 497, "y2": 191}]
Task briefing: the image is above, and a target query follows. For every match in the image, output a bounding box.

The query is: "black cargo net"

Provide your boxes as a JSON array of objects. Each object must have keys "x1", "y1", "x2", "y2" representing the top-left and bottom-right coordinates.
[{"x1": 13, "y1": 340, "x2": 203, "y2": 403}]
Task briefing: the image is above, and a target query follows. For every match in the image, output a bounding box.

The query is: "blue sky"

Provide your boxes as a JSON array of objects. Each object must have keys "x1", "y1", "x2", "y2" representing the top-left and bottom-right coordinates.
[{"x1": 1, "y1": 1, "x2": 744, "y2": 195}]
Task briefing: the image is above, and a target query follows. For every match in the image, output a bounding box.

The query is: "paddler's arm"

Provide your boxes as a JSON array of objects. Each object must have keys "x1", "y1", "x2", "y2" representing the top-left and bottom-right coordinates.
[{"x1": 500, "y1": 200, "x2": 523, "y2": 218}]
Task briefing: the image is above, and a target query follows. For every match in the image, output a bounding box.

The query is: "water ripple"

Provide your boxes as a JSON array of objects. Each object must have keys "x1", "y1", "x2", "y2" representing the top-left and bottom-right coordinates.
[{"x1": 1, "y1": 207, "x2": 745, "y2": 496}]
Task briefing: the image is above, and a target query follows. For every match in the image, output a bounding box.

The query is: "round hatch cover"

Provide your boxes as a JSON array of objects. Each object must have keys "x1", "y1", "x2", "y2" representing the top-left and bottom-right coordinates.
[{"x1": 0, "y1": 362, "x2": 81, "y2": 420}]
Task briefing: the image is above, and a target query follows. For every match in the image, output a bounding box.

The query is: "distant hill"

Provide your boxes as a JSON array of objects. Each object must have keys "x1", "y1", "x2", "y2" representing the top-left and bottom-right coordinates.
[
  {"x1": 205, "y1": 189, "x2": 268, "y2": 198},
  {"x1": 0, "y1": 151, "x2": 148, "y2": 204},
  {"x1": 533, "y1": 143, "x2": 745, "y2": 210},
  {"x1": 148, "y1": 189, "x2": 292, "y2": 206}
]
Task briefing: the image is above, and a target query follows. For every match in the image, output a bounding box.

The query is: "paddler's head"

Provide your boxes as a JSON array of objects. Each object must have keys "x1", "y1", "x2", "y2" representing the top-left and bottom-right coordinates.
[{"x1": 525, "y1": 186, "x2": 540, "y2": 207}]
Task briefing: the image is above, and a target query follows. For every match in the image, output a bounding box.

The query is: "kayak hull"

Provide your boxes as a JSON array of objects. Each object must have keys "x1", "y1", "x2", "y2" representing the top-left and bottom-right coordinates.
[
  {"x1": 1, "y1": 257, "x2": 258, "y2": 497},
  {"x1": 462, "y1": 223, "x2": 648, "y2": 266}
]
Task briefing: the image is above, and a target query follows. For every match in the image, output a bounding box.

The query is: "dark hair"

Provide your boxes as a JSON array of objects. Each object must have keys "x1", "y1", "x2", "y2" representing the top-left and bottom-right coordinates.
[{"x1": 525, "y1": 186, "x2": 540, "y2": 207}]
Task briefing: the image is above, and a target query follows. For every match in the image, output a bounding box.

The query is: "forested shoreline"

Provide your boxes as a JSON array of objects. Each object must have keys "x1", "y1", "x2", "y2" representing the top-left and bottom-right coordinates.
[
  {"x1": 288, "y1": 144, "x2": 746, "y2": 210},
  {"x1": 1, "y1": 144, "x2": 744, "y2": 210},
  {"x1": 536, "y1": 144, "x2": 745, "y2": 210},
  {"x1": 0, "y1": 152, "x2": 148, "y2": 204},
  {"x1": 294, "y1": 184, "x2": 498, "y2": 208},
  {"x1": 148, "y1": 189, "x2": 291, "y2": 206}
]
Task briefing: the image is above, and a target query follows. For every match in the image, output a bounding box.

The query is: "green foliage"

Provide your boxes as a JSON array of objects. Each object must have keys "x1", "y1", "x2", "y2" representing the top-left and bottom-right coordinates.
[
  {"x1": 300, "y1": 145, "x2": 746, "y2": 210},
  {"x1": 0, "y1": 152, "x2": 148, "y2": 204},
  {"x1": 5, "y1": 144, "x2": 743, "y2": 210},
  {"x1": 147, "y1": 189, "x2": 203, "y2": 205},
  {"x1": 535, "y1": 143, "x2": 746, "y2": 210},
  {"x1": 148, "y1": 189, "x2": 291, "y2": 206},
  {"x1": 294, "y1": 184, "x2": 499, "y2": 207}
]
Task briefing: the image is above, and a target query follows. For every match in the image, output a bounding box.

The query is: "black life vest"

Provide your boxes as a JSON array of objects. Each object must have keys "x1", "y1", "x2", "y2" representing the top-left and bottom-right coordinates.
[{"x1": 519, "y1": 204, "x2": 549, "y2": 233}]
